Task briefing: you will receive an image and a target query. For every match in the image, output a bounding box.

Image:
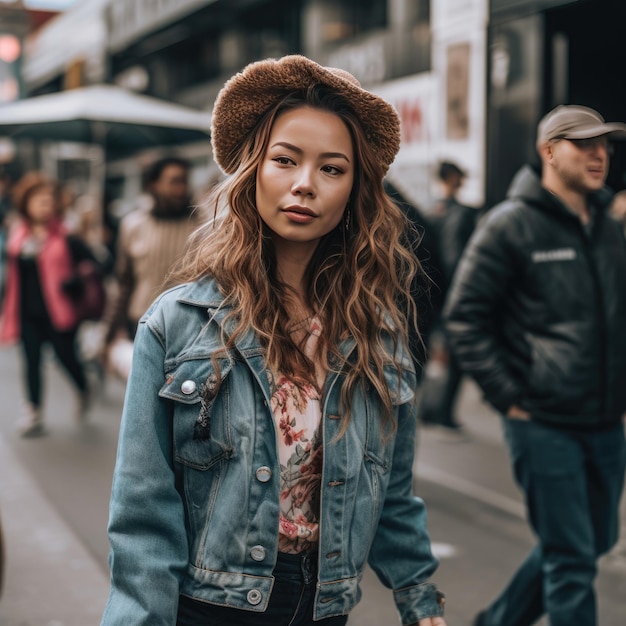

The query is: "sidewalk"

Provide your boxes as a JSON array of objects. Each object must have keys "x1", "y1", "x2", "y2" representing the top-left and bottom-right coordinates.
[
  {"x1": 0, "y1": 368, "x2": 623, "y2": 626},
  {"x1": 0, "y1": 432, "x2": 109, "y2": 625}
]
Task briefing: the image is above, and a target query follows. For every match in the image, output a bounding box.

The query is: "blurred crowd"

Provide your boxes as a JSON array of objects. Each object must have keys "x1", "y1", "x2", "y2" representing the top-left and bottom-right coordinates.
[
  {"x1": 0, "y1": 144, "x2": 625, "y2": 438},
  {"x1": 0, "y1": 156, "x2": 207, "y2": 436}
]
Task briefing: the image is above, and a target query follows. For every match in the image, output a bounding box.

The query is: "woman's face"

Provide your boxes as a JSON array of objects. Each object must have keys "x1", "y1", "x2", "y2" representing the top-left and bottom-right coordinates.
[
  {"x1": 256, "y1": 105, "x2": 354, "y2": 259},
  {"x1": 26, "y1": 186, "x2": 58, "y2": 225}
]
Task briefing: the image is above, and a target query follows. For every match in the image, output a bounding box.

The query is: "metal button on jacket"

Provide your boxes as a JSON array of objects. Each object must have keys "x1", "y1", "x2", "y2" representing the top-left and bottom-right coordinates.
[
  {"x1": 181, "y1": 380, "x2": 197, "y2": 395},
  {"x1": 255, "y1": 466, "x2": 272, "y2": 483},
  {"x1": 250, "y1": 545, "x2": 266, "y2": 561},
  {"x1": 247, "y1": 589, "x2": 263, "y2": 605}
]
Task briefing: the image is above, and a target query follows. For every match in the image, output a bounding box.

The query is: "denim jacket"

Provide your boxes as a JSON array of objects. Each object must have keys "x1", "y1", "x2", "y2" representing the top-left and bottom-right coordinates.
[{"x1": 101, "y1": 278, "x2": 443, "y2": 626}]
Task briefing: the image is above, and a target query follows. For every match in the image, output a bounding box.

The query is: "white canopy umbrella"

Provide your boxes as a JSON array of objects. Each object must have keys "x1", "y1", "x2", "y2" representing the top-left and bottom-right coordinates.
[{"x1": 0, "y1": 84, "x2": 212, "y2": 157}]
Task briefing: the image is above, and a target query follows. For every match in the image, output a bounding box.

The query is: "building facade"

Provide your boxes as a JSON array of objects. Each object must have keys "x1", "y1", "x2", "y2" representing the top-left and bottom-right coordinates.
[
  {"x1": 16, "y1": 0, "x2": 626, "y2": 211},
  {"x1": 101, "y1": 0, "x2": 471, "y2": 210}
]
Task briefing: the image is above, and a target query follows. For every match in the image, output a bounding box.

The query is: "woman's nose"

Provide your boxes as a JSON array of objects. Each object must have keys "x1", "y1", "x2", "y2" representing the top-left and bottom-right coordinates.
[{"x1": 291, "y1": 169, "x2": 315, "y2": 197}]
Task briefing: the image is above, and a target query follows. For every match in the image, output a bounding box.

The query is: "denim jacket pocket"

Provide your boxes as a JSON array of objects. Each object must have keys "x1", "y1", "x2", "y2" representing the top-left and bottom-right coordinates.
[{"x1": 159, "y1": 360, "x2": 235, "y2": 471}]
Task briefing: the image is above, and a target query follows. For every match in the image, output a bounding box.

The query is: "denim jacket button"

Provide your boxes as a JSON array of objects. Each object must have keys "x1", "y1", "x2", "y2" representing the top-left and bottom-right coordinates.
[
  {"x1": 250, "y1": 545, "x2": 266, "y2": 561},
  {"x1": 181, "y1": 380, "x2": 197, "y2": 395},
  {"x1": 247, "y1": 589, "x2": 263, "y2": 605},
  {"x1": 255, "y1": 466, "x2": 272, "y2": 482}
]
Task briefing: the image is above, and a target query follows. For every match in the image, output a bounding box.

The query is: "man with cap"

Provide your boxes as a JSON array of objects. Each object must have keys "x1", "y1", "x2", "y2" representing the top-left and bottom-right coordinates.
[{"x1": 444, "y1": 104, "x2": 626, "y2": 626}]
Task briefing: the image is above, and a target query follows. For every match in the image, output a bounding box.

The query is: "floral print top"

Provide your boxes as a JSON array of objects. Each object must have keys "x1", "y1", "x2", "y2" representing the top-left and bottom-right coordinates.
[{"x1": 270, "y1": 316, "x2": 324, "y2": 554}]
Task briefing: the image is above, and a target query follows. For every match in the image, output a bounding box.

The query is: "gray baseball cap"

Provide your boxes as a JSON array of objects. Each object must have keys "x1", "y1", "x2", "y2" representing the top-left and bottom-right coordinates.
[{"x1": 537, "y1": 105, "x2": 626, "y2": 147}]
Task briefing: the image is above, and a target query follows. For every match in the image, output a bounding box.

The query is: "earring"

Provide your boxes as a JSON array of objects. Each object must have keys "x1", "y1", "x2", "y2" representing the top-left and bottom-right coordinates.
[{"x1": 344, "y1": 205, "x2": 351, "y2": 232}]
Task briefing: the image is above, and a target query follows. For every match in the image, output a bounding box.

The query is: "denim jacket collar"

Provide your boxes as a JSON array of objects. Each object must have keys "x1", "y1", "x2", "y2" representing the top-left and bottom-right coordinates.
[
  {"x1": 170, "y1": 277, "x2": 411, "y2": 406},
  {"x1": 172, "y1": 276, "x2": 357, "y2": 381}
]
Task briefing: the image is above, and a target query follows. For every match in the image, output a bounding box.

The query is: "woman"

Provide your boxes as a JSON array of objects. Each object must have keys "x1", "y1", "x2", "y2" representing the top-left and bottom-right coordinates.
[
  {"x1": 102, "y1": 55, "x2": 446, "y2": 626},
  {"x1": 0, "y1": 172, "x2": 92, "y2": 436}
]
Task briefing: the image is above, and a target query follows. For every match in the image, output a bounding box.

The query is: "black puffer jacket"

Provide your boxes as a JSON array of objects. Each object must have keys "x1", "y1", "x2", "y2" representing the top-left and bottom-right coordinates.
[{"x1": 444, "y1": 165, "x2": 626, "y2": 427}]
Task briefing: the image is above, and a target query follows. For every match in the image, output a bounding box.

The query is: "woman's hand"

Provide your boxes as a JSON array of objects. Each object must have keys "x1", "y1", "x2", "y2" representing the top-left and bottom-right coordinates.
[{"x1": 407, "y1": 618, "x2": 447, "y2": 626}]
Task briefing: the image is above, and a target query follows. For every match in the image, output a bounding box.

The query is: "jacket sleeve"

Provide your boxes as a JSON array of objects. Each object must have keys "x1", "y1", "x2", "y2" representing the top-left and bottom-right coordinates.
[
  {"x1": 367, "y1": 399, "x2": 444, "y2": 625},
  {"x1": 443, "y1": 208, "x2": 524, "y2": 413},
  {"x1": 101, "y1": 315, "x2": 188, "y2": 625}
]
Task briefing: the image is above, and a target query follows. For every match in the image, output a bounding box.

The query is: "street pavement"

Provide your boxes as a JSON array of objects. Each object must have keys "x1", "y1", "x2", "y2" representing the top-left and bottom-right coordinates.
[
  {"x1": 0, "y1": 343, "x2": 624, "y2": 625},
  {"x1": 0, "y1": 430, "x2": 109, "y2": 625}
]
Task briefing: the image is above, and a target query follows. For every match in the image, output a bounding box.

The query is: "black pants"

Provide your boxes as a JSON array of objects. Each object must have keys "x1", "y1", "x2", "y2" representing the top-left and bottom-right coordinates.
[
  {"x1": 20, "y1": 316, "x2": 87, "y2": 408},
  {"x1": 177, "y1": 552, "x2": 349, "y2": 626}
]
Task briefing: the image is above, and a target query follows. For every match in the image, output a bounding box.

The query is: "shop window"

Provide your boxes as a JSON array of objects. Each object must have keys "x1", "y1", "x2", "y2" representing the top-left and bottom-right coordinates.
[
  {"x1": 322, "y1": 0, "x2": 431, "y2": 83},
  {"x1": 318, "y1": 0, "x2": 387, "y2": 45},
  {"x1": 113, "y1": 25, "x2": 221, "y2": 98},
  {"x1": 239, "y1": 0, "x2": 300, "y2": 63},
  {"x1": 162, "y1": 36, "x2": 220, "y2": 92},
  {"x1": 408, "y1": 0, "x2": 431, "y2": 75}
]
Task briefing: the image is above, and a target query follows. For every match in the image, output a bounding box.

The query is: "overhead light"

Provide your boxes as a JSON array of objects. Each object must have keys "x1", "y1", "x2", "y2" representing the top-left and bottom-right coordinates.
[{"x1": 0, "y1": 34, "x2": 21, "y2": 64}]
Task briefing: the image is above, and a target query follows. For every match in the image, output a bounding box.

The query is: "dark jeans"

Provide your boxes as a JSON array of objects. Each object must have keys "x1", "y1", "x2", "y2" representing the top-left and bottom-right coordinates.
[
  {"x1": 484, "y1": 417, "x2": 626, "y2": 626},
  {"x1": 177, "y1": 552, "x2": 349, "y2": 626},
  {"x1": 20, "y1": 316, "x2": 87, "y2": 408}
]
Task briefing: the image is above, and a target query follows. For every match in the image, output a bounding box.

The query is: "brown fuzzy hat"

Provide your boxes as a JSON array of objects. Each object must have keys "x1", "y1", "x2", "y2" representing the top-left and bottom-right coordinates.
[{"x1": 211, "y1": 55, "x2": 401, "y2": 175}]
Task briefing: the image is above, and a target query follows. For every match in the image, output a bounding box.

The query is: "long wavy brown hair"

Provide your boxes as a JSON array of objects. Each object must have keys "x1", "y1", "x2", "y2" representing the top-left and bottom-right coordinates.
[{"x1": 172, "y1": 84, "x2": 422, "y2": 435}]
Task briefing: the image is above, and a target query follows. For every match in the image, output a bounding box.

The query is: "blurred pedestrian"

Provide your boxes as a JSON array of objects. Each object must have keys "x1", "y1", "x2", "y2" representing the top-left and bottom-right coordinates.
[
  {"x1": 430, "y1": 162, "x2": 476, "y2": 289},
  {"x1": 71, "y1": 193, "x2": 114, "y2": 269},
  {"x1": 101, "y1": 156, "x2": 203, "y2": 374},
  {"x1": 444, "y1": 105, "x2": 626, "y2": 626},
  {"x1": 0, "y1": 170, "x2": 11, "y2": 216},
  {"x1": 101, "y1": 55, "x2": 446, "y2": 626},
  {"x1": 0, "y1": 170, "x2": 15, "y2": 303},
  {"x1": 419, "y1": 161, "x2": 476, "y2": 431},
  {"x1": 0, "y1": 172, "x2": 96, "y2": 437},
  {"x1": 384, "y1": 179, "x2": 444, "y2": 378}
]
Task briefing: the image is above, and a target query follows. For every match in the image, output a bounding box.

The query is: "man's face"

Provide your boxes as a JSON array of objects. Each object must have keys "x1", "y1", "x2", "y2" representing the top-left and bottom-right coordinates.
[
  {"x1": 151, "y1": 164, "x2": 189, "y2": 209},
  {"x1": 547, "y1": 136, "x2": 610, "y2": 194},
  {"x1": 444, "y1": 171, "x2": 464, "y2": 196}
]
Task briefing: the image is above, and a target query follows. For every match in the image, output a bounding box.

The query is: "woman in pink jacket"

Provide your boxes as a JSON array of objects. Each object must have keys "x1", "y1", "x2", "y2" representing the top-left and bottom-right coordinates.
[{"x1": 0, "y1": 172, "x2": 91, "y2": 437}]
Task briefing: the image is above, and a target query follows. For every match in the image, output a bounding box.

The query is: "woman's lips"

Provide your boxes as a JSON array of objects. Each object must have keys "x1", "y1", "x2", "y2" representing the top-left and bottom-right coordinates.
[{"x1": 282, "y1": 206, "x2": 317, "y2": 223}]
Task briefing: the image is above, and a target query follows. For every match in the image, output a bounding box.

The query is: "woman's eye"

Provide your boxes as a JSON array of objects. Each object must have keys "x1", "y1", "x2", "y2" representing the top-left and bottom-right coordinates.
[
  {"x1": 273, "y1": 156, "x2": 293, "y2": 165},
  {"x1": 322, "y1": 165, "x2": 343, "y2": 175}
]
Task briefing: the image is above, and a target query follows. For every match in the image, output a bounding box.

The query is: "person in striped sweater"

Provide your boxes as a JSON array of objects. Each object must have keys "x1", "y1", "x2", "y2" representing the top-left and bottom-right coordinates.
[{"x1": 102, "y1": 157, "x2": 204, "y2": 373}]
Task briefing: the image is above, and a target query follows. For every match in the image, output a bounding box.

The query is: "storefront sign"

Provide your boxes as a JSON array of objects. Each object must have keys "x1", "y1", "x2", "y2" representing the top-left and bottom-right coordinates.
[{"x1": 374, "y1": 73, "x2": 434, "y2": 150}]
